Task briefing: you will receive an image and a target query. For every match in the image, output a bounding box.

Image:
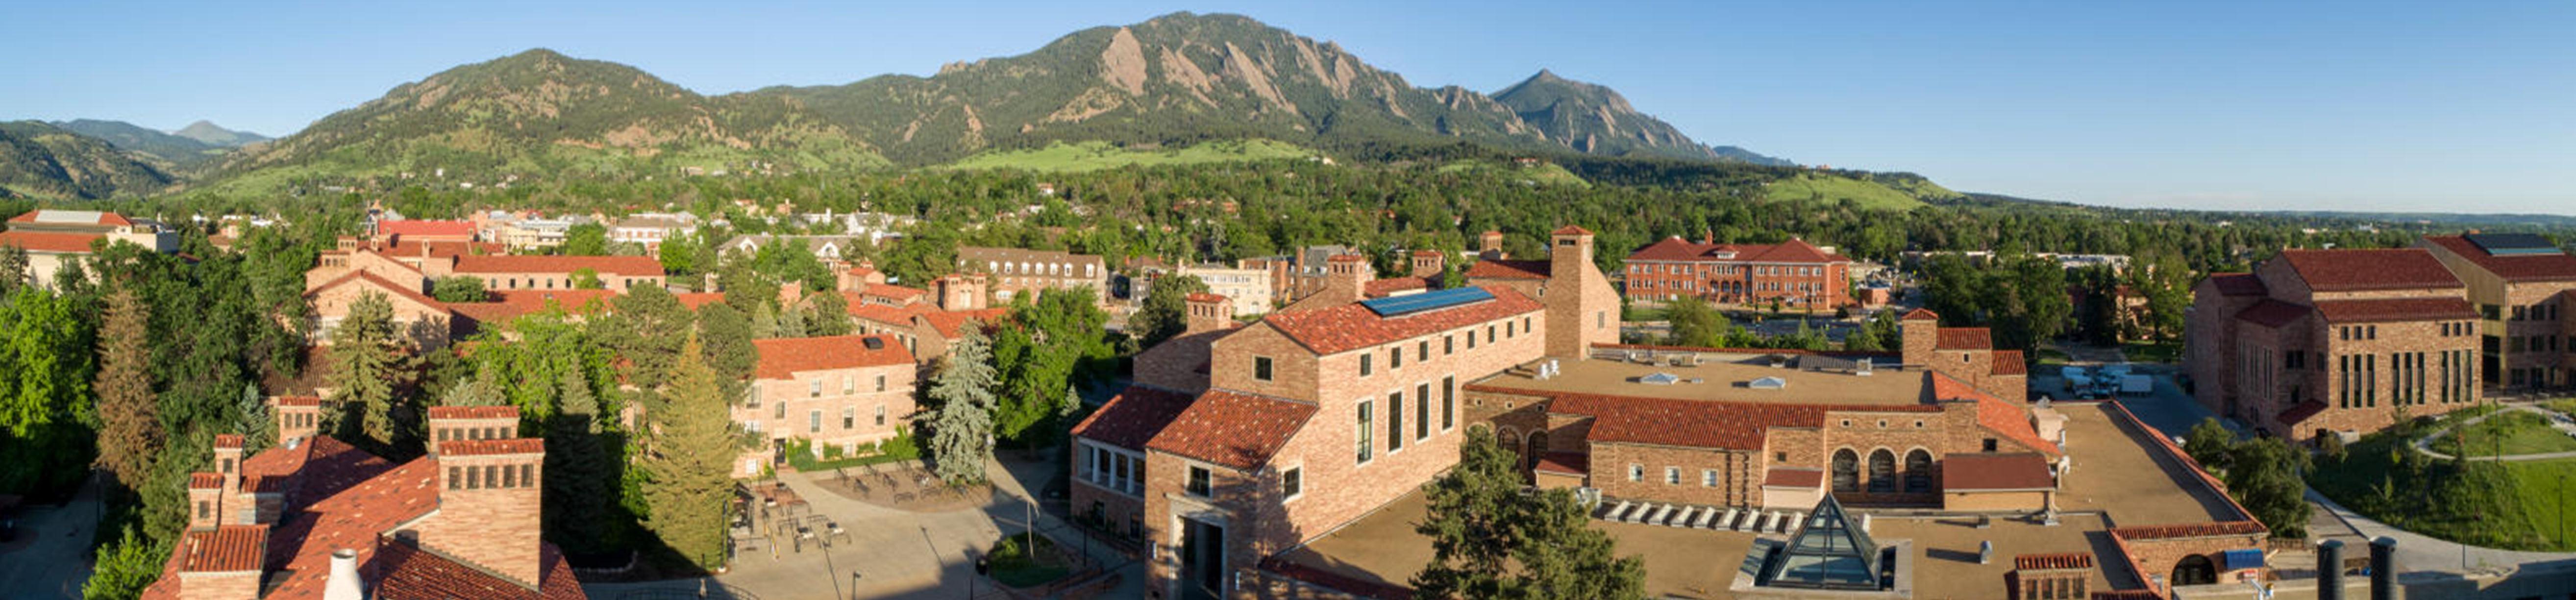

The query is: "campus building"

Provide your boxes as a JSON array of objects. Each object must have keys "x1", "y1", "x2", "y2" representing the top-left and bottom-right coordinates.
[
  {"x1": 732, "y1": 334, "x2": 918, "y2": 477},
  {"x1": 955, "y1": 246, "x2": 1107, "y2": 302},
  {"x1": 140, "y1": 404, "x2": 585, "y2": 600},
  {"x1": 1622, "y1": 236, "x2": 1855, "y2": 309},
  {"x1": 2417, "y1": 233, "x2": 2576, "y2": 393},
  {"x1": 2188, "y1": 247, "x2": 2485, "y2": 441},
  {"x1": 1071, "y1": 227, "x2": 1616, "y2": 599},
  {"x1": 0, "y1": 209, "x2": 179, "y2": 286}
]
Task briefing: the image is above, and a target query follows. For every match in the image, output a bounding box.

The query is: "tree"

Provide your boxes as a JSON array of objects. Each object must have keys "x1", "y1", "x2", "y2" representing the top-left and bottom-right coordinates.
[
  {"x1": 695, "y1": 302, "x2": 758, "y2": 383},
  {"x1": 641, "y1": 334, "x2": 735, "y2": 570},
  {"x1": 2225, "y1": 436, "x2": 2313, "y2": 538},
  {"x1": 562, "y1": 223, "x2": 610, "y2": 256},
  {"x1": 438, "y1": 373, "x2": 506, "y2": 407},
  {"x1": 82, "y1": 527, "x2": 167, "y2": 600},
  {"x1": 604, "y1": 285, "x2": 692, "y2": 388},
  {"x1": 545, "y1": 368, "x2": 617, "y2": 552},
  {"x1": 991, "y1": 289, "x2": 1109, "y2": 444},
  {"x1": 235, "y1": 382, "x2": 273, "y2": 454},
  {"x1": 1664, "y1": 296, "x2": 1727, "y2": 348},
  {"x1": 570, "y1": 268, "x2": 605, "y2": 290},
  {"x1": 657, "y1": 231, "x2": 703, "y2": 281},
  {"x1": 1415, "y1": 427, "x2": 1644, "y2": 600},
  {"x1": 326, "y1": 292, "x2": 410, "y2": 453},
  {"x1": 0, "y1": 287, "x2": 91, "y2": 437},
  {"x1": 2182, "y1": 418, "x2": 2236, "y2": 474},
  {"x1": 429, "y1": 275, "x2": 489, "y2": 303},
  {"x1": 0, "y1": 244, "x2": 27, "y2": 295},
  {"x1": 95, "y1": 289, "x2": 162, "y2": 489},
  {"x1": 803, "y1": 289, "x2": 852, "y2": 336},
  {"x1": 927, "y1": 326, "x2": 998, "y2": 483},
  {"x1": 1129, "y1": 274, "x2": 1208, "y2": 349}
]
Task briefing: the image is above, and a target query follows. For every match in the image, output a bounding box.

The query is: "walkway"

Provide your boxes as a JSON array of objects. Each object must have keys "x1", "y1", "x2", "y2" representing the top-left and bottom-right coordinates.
[
  {"x1": 2411, "y1": 404, "x2": 2576, "y2": 462},
  {"x1": 2305, "y1": 489, "x2": 2576, "y2": 574},
  {"x1": 0, "y1": 474, "x2": 104, "y2": 599}
]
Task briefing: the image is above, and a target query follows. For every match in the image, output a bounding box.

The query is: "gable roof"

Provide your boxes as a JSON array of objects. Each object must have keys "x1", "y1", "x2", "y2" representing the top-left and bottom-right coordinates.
[
  {"x1": 2233, "y1": 300, "x2": 2312, "y2": 328},
  {"x1": 452, "y1": 255, "x2": 665, "y2": 276},
  {"x1": 2277, "y1": 248, "x2": 2462, "y2": 292},
  {"x1": 2312, "y1": 297, "x2": 2477, "y2": 324},
  {"x1": 1261, "y1": 285, "x2": 1542, "y2": 355},
  {"x1": 2204, "y1": 272, "x2": 2269, "y2": 297},
  {"x1": 1935, "y1": 327, "x2": 1992, "y2": 350},
  {"x1": 2423, "y1": 235, "x2": 2576, "y2": 282},
  {"x1": 0, "y1": 230, "x2": 104, "y2": 253},
  {"x1": 1948, "y1": 374, "x2": 2060, "y2": 457},
  {"x1": 1626, "y1": 237, "x2": 1849, "y2": 264},
  {"x1": 1144, "y1": 389, "x2": 1316, "y2": 471},
  {"x1": 1990, "y1": 350, "x2": 2027, "y2": 375},
  {"x1": 1362, "y1": 276, "x2": 1436, "y2": 298},
  {"x1": 1071, "y1": 385, "x2": 1197, "y2": 451},
  {"x1": 1940, "y1": 453, "x2": 2056, "y2": 491},
  {"x1": 180, "y1": 525, "x2": 269, "y2": 573},
  {"x1": 918, "y1": 308, "x2": 1011, "y2": 339},
  {"x1": 306, "y1": 271, "x2": 446, "y2": 314},
  {"x1": 1461, "y1": 259, "x2": 1550, "y2": 280},
  {"x1": 9, "y1": 209, "x2": 131, "y2": 226},
  {"x1": 750, "y1": 334, "x2": 914, "y2": 380},
  {"x1": 371, "y1": 540, "x2": 588, "y2": 600},
  {"x1": 1552, "y1": 225, "x2": 1594, "y2": 236}
]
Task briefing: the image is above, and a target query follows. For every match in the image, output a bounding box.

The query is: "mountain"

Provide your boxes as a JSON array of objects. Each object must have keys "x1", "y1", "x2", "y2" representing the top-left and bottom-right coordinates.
[
  {"x1": 0, "y1": 121, "x2": 178, "y2": 199},
  {"x1": 49, "y1": 118, "x2": 228, "y2": 167},
  {"x1": 173, "y1": 120, "x2": 269, "y2": 147},
  {"x1": 206, "y1": 49, "x2": 886, "y2": 191},
  {"x1": 1492, "y1": 70, "x2": 1788, "y2": 166}
]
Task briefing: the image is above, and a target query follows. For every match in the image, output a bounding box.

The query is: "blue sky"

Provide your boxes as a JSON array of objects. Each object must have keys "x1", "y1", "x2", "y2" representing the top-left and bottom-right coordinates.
[{"x1": 4, "y1": 0, "x2": 2571, "y2": 214}]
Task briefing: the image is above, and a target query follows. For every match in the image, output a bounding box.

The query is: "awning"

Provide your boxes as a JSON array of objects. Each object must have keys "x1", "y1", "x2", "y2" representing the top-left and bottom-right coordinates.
[{"x1": 2223, "y1": 549, "x2": 2265, "y2": 570}]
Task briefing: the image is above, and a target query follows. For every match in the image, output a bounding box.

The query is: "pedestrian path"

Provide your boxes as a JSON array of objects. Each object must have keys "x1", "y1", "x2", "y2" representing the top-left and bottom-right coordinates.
[
  {"x1": 2305, "y1": 488, "x2": 2576, "y2": 574},
  {"x1": 2410, "y1": 404, "x2": 2576, "y2": 462}
]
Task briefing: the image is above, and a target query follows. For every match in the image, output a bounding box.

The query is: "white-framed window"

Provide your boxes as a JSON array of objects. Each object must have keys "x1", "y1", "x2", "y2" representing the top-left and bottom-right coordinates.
[
  {"x1": 1357, "y1": 400, "x2": 1375, "y2": 464},
  {"x1": 875, "y1": 404, "x2": 887, "y2": 426},
  {"x1": 1665, "y1": 467, "x2": 1681, "y2": 485},
  {"x1": 809, "y1": 380, "x2": 822, "y2": 398},
  {"x1": 1703, "y1": 469, "x2": 1718, "y2": 487},
  {"x1": 1281, "y1": 466, "x2": 1303, "y2": 500},
  {"x1": 842, "y1": 376, "x2": 853, "y2": 395},
  {"x1": 808, "y1": 410, "x2": 822, "y2": 433},
  {"x1": 1628, "y1": 464, "x2": 1644, "y2": 481},
  {"x1": 1387, "y1": 392, "x2": 1406, "y2": 453},
  {"x1": 842, "y1": 406, "x2": 855, "y2": 429},
  {"x1": 875, "y1": 375, "x2": 887, "y2": 392}
]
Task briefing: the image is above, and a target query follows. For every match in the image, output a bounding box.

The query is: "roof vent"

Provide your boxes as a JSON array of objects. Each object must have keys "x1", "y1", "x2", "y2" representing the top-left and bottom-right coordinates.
[{"x1": 1749, "y1": 376, "x2": 1788, "y2": 390}]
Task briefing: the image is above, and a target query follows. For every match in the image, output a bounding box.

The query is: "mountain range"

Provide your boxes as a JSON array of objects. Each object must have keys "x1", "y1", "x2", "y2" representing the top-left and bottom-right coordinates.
[{"x1": 6, "y1": 11, "x2": 1798, "y2": 200}]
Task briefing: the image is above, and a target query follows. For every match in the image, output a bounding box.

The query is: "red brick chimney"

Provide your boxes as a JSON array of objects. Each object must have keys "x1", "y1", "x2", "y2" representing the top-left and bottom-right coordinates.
[
  {"x1": 1321, "y1": 254, "x2": 1372, "y2": 305},
  {"x1": 778, "y1": 281, "x2": 805, "y2": 308},
  {"x1": 213, "y1": 435, "x2": 245, "y2": 500},
  {"x1": 418, "y1": 406, "x2": 546, "y2": 588},
  {"x1": 1184, "y1": 293, "x2": 1235, "y2": 336},
  {"x1": 935, "y1": 274, "x2": 988, "y2": 311},
  {"x1": 272, "y1": 396, "x2": 321, "y2": 446},
  {"x1": 1479, "y1": 231, "x2": 1507, "y2": 259},
  {"x1": 176, "y1": 525, "x2": 268, "y2": 600},
  {"x1": 1410, "y1": 250, "x2": 1445, "y2": 278},
  {"x1": 187, "y1": 472, "x2": 224, "y2": 530}
]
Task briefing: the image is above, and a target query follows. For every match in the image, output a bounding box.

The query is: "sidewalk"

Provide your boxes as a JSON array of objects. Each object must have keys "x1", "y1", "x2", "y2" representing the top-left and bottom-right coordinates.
[
  {"x1": 2305, "y1": 488, "x2": 2576, "y2": 574},
  {"x1": 2412, "y1": 404, "x2": 2576, "y2": 462}
]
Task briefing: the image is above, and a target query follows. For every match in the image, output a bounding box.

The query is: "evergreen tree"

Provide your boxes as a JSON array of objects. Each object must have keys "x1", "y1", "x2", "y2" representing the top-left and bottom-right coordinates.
[
  {"x1": 927, "y1": 326, "x2": 997, "y2": 483},
  {"x1": 606, "y1": 284, "x2": 692, "y2": 388},
  {"x1": 545, "y1": 368, "x2": 615, "y2": 552},
  {"x1": 1129, "y1": 274, "x2": 1208, "y2": 349},
  {"x1": 562, "y1": 223, "x2": 610, "y2": 256},
  {"x1": 641, "y1": 334, "x2": 735, "y2": 570},
  {"x1": 0, "y1": 244, "x2": 27, "y2": 296},
  {"x1": 235, "y1": 382, "x2": 274, "y2": 454},
  {"x1": 992, "y1": 288, "x2": 1107, "y2": 444},
  {"x1": 429, "y1": 275, "x2": 489, "y2": 303},
  {"x1": 81, "y1": 527, "x2": 167, "y2": 600},
  {"x1": 438, "y1": 372, "x2": 507, "y2": 407},
  {"x1": 1415, "y1": 427, "x2": 1645, "y2": 600},
  {"x1": 570, "y1": 268, "x2": 605, "y2": 290},
  {"x1": 95, "y1": 289, "x2": 162, "y2": 489},
  {"x1": 326, "y1": 292, "x2": 410, "y2": 453},
  {"x1": 695, "y1": 302, "x2": 758, "y2": 383},
  {"x1": 2183, "y1": 418, "x2": 2236, "y2": 474},
  {"x1": 804, "y1": 290, "x2": 852, "y2": 336}
]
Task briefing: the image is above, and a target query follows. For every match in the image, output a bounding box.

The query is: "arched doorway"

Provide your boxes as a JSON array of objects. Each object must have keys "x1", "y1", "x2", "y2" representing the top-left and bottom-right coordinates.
[
  {"x1": 1831, "y1": 449, "x2": 1859, "y2": 492},
  {"x1": 1903, "y1": 450, "x2": 1932, "y2": 493},
  {"x1": 1866, "y1": 450, "x2": 1897, "y2": 493},
  {"x1": 2171, "y1": 554, "x2": 2217, "y2": 586},
  {"x1": 1526, "y1": 431, "x2": 1551, "y2": 471},
  {"x1": 1499, "y1": 430, "x2": 1522, "y2": 463}
]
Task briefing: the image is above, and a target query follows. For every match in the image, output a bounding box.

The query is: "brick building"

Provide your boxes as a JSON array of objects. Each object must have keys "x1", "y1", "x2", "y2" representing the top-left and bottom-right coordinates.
[
  {"x1": 1070, "y1": 226, "x2": 1615, "y2": 599},
  {"x1": 140, "y1": 404, "x2": 584, "y2": 600},
  {"x1": 2187, "y1": 248, "x2": 2484, "y2": 441},
  {"x1": 2418, "y1": 233, "x2": 2576, "y2": 392},
  {"x1": 844, "y1": 273, "x2": 1011, "y2": 363},
  {"x1": 955, "y1": 246, "x2": 1106, "y2": 302},
  {"x1": 0, "y1": 209, "x2": 179, "y2": 287},
  {"x1": 732, "y1": 334, "x2": 918, "y2": 476},
  {"x1": 1622, "y1": 235, "x2": 1854, "y2": 309}
]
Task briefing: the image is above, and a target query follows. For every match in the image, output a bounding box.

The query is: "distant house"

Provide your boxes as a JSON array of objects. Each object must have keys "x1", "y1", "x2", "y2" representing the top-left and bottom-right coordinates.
[
  {"x1": 0, "y1": 209, "x2": 179, "y2": 287},
  {"x1": 956, "y1": 246, "x2": 1107, "y2": 303},
  {"x1": 608, "y1": 213, "x2": 696, "y2": 250}
]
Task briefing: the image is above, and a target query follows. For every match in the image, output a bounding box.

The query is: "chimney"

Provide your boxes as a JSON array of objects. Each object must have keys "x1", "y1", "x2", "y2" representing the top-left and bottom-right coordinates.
[
  {"x1": 778, "y1": 281, "x2": 804, "y2": 308},
  {"x1": 1322, "y1": 254, "x2": 1371, "y2": 305},
  {"x1": 1185, "y1": 294, "x2": 1235, "y2": 336},
  {"x1": 187, "y1": 473, "x2": 224, "y2": 530},
  {"x1": 935, "y1": 274, "x2": 988, "y2": 311},
  {"x1": 1702, "y1": 229, "x2": 1715, "y2": 245},
  {"x1": 323, "y1": 548, "x2": 366, "y2": 600},
  {"x1": 213, "y1": 435, "x2": 245, "y2": 498},
  {"x1": 1548, "y1": 225, "x2": 1595, "y2": 283},
  {"x1": 1479, "y1": 230, "x2": 1507, "y2": 260},
  {"x1": 176, "y1": 526, "x2": 268, "y2": 600},
  {"x1": 426, "y1": 406, "x2": 520, "y2": 456},
  {"x1": 418, "y1": 409, "x2": 546, "y2": 587},
  {"x1": 1410, "y1": 250, "x2": 1445, "y2": 279},
  {"x1": 1900, "y1": 309, "x2": 1940, "y2": 366},
  {"x1": 272, "y1": 396, "x2": 321, "y2": 446}
]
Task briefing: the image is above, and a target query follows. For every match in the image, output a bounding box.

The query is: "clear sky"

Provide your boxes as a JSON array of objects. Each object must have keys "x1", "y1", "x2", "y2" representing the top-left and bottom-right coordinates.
[{"x1": 5, "y1": 0, "x2": 2571, "y2": 214}]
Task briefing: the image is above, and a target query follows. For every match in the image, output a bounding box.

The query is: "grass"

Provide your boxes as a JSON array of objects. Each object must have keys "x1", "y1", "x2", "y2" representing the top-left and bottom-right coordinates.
[
  {"x1": 2438, "y1": 411, "x2": 2576, "y2": 457},
  {"x1": 1761, "y1": 172, "x2": 1929, "y2": 211},
  {"x1": 987, "y1": 532, "x2": 1072, "y2": 588},
  {"x1": 2036, "y1": 348, "x2": 2072, "y2": 368},
  {"x1": 941, "y1": 139, "x2": 1317, "y2": 172},
  {"x1": 1436, "y1": 159, "x2": 1589, "y2": 187},
  {"x1": 2121, "y1": 340, "x2": 2182, "y2": 364},
  {"x1": 2500, "y1": 459, "x2": 2576, "y2": 550},
  {"x1": 2309, "y1": 427, "x2": 2568, "y2": 550},
  {"x1": 2545, "y1": 399, "x2": 2576, "y2": 416}
]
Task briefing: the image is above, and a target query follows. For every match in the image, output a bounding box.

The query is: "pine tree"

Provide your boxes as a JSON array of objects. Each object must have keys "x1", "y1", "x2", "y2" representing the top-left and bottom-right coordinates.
[
  {"x1": 642, "y1": 334, "x2": 736, "y2": 570},
  {"x1": 326, "y1": 292, "x2": 408, "y2": 452},
  {"x1": 545, "y1": 368, "x2": 614, "y2": 552},
  {"x1": 927, "y1": 326, "x2": 997, "y2": 484},
  {"x1": 696, "y1": 302, "x2": 758, "y2": 383},
  {"x1": 804, "y1": 291, "x2": 852, "y2": 336},
  {"x1": 236, "y1": 382, "x2": 273, "y2": 454},
  {"x1": 94, "y1": 289, "x2": 161, "y2": 489},
  {"x1": 438, "y1": 372, "x2": 507, "y2": 407},
  {"x1": 0, "y1": 244, "x2": 27, "y2": 296}
]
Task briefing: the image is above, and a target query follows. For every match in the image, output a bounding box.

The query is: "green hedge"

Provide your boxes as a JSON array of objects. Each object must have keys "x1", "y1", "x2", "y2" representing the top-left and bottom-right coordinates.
[{"x1": 780, "y1": 427, "x2": 920, "y2": 472}]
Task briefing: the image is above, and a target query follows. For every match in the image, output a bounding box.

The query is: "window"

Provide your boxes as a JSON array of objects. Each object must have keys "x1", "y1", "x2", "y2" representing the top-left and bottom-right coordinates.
[
  {"x1": 1665, "y1": 467, "x2": 1682, "y2": 485},
  {"x1": 1628, "y1": 464, "x2": 1644, "y2": 482},
  {"x1": 1391, "y1": 347, "x2": 1403, "y2": 369},
  {"x1": 809, "y1": 410, "x2": 822, "y2": 433},
  {"x1": 1442, "y1": 376, "x2": 1457, "y2": 430},
  {"x1": 1467, "y1": 330, "x2": 1478, "y2": 349},
  {"x1": 1445, "y1": 335, "x2": 1454, "y2": 355},
  {"x1": 1983, "y1": 438, "x2": 1999, "y2": 452},
  {"x1": 1523, "y1": 317, "x2": 1532, "y2": 333},
  {"x1": 1282, "y1": 467, "x2": 1303, "y2": 500},
  {"x1": 842, "y1": 376, "x2": 853, "y2": 395},
  {"x1": 842, "y1": 406, "x2": 855, "y2": 429},
  {"x1": 875, "y1": 375, "x2": 887, "y2": 392},
  {"x1": 1418, "y1": 341, "x2": 1430, "y2": 362},
  {"x1": 1416, "y1": 383, "x2": 1432, "y2": 440},
  {"x1": 1703, "y1": 469, "x2": 1719, "y2": 487},
  {"x1": 1361, "y1": 354, "x2": 1373, "y2": 376},
  {"x1": 808, "y1": 380, "x2": 821, "y2": 398},
  {"x1": 1904, "y1": 450, "x2": 1933, "y2": 493},
  {"x1": 1388, "y1": 392, "x2": 1406, "y2": 452},
  {"x1": 1187, "y1": 466, "x2": 1212, "y2": 497},
  {"x1": 1506, "y1": 321, "x2": 1514, "y2": 338},
  {"x1": 1867, "y1": 450, "x2": 1897, "y2": 493},
  {"x1": 1254, "y1": 356, "x2": 1274, "y2": 381},
  {"x1": 1356, "y1": 400, "x2": 1375, "y2": 464},
  {"x1": 774, "y1": 402, "x2": 786, "y2": 420}
]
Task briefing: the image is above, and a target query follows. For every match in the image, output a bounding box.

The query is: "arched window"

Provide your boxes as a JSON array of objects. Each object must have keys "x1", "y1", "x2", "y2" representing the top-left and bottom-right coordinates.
[
  {"x1": 1831, "y1": 449, "x2": 1859, "y2": 492},
  {"x1": 1903, "y1": 450, "x2": 1933, "y2": 493},
  {"x1": 1867, "y1": 450, "x2": 1897, "y2": 493},
  {"x1": 2171, "y1": 554, "x2": 2217, "y2": 586},
  {"x1": 1527, "y1": 431, "x2": 1551, "y2": 471},
  {"x1": 1499, "y1": 430, "x2": 1523, "y2": 463}
]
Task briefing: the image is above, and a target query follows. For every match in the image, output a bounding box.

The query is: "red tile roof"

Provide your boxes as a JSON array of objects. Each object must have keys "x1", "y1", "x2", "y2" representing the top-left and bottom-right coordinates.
[
  {"x1": 306, "y1": 271, "x2": 447, "y2": 315},
  {"x1": 2277, "y1": 248, "x2": 2462, "y2": 292},
  {"x1": 1764, "y1": 468, "x2": 1823, "y2": 488},
  {"x1": 1535, "y1": 451, "x2": 1591, "y2": 475},
  {"x1": 1901, "y1": 308, "x2": 1940, "y2": 321},
  {"x1": 1184, "y1": 293, "x2": 1228, "y2": 303},
  {"x1": 428, "y1": 406, "x2": 520, "y2": 420},
  {"x1": 1462, "y1": 259, "x2": 1551, "y2": 280},
  {"x1": 2233, "y1": 300, "x2": 2312, "y2": 328},
  {"x1": 180, "y1": 525, "x2": 269, "y2": 573},
  {"x1": 442, "y1": 438, "x2": 545, "y2": 456},
  {"x1": 2275, "y1": 400, "x2": 2329, "y2": 426},
  {"x1": 751, "y1": 334, "x2": 915, "y2": 379},
  {"x1": 1552, "y1": 225, "x2": 1595, "y2": 236},
  {"x1": 9, "y1": 209, "x2": 132, "y2": 225},
  {"x1": 372, "y1": 541, "x2": 589, "y2": 600},
  {"x1": 189, "y1": 472, "x2": 223, "y2": 489},
  {"x1": 1935, "y1": 327, "x2": 1992, "y2": 350},
  {"x1": 1262, "y1": 285, "x2": 1542, "y2": 355},
  {"x1": 1627, "y1": 237, "x2": 1849, "y2": 265},
  {"x1": 452, "y1": 255, "x2": 665, "y2": 276},
  {"x1": 253, "y1": 458, "x2": 442, "y2": 599},
  {"x1": 358, "y1": 238, "x2": 507, "y2": 260},
  {"x1": 919, "y1": 308, "x2": 1011, "y2": 339},
  {"x1": 845, "y1": 302, "x2": 927, "y2": 325},
  {"x1": 1941, "y1": 453, "x2": 2056, "y2": 491},
  {"x1": 0, "y1": 230, "x2": 105, "y2": 253},
  {"x1": 854, "y1": 283, "x2": 926, "y2": 302},
  {"x1": 1944, "y1": 373, "x2": 2060, "y2": 457},
  {"x1": 216, "y1": 434, "x2": 244, "y2": 449},
  {"x1": 1361, "y1": 276, "x2": 1435, "y2": 298},
  {"x1": 2312, "y1": 297, "x2": 2477, "y2": 324},
  {"x1": 2107, "y1": 521, "x2": 2267, "y2": 540},
  {"x1": 673, "y1": 292, "x2": 726, "y2": 310},
  {"x1": 1145, "y1": 390, "x2": 1316, "y2": 471},
  {"x1": 2423, "y1": 235, "x2": 2576, "y2": 282},
  {"x1": 375, "y1": 220, "x2": 476, "y2": 238},
  {"x1": 1326, "y1": 254, "x2": 1365, "y2": 263},
  {"x1": 238, "y1": 436, "x2": 394, "y2": 507},
  {"x1": 1533, "y1": 388, "x2": 1939, "y2": 451},
  {"x1": 276, "y1": 396, "x2": 322, "y2": 407},
  {"x1": 2205, "y1": 272, "x2": 2269, "y2": 297},
  {"x1": 1991, "y1": 350, "x2": 2027, "y2": 375},
  {"x1": 1071, "y1": 386, "x2": 1198, "y2": 451},
  {"x1": 2013, "y1": 552, "x2": 2095, "y2": 571}
]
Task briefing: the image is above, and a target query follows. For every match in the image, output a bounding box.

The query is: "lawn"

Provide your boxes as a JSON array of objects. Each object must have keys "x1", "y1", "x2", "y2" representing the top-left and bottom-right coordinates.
[
  {"x1": 2546, "y1": 399, "x2": 2576, "y2": 417},
  {"x1": 941, "y1": 139, "x2": 1317, "y2": 172},
  {"x1": 2121, "y1": 340, "x2": 2181, "y2": 364},
  {"x1": 987, "y1": 532, "x2": 1072, "y2": 588},
  {"x1": 2500, "y1": 459, "x2": 2576, "y2": 550},
  {"x1": 1761, "y1": 172, "x2": 1929, "y2": 211},
  {"x1": 2309, "y1": 412, "x2": 2570, "y2": 551},
  {"x1": 2437, "y1": 410, "x2": 2576, "y2": 457}
]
